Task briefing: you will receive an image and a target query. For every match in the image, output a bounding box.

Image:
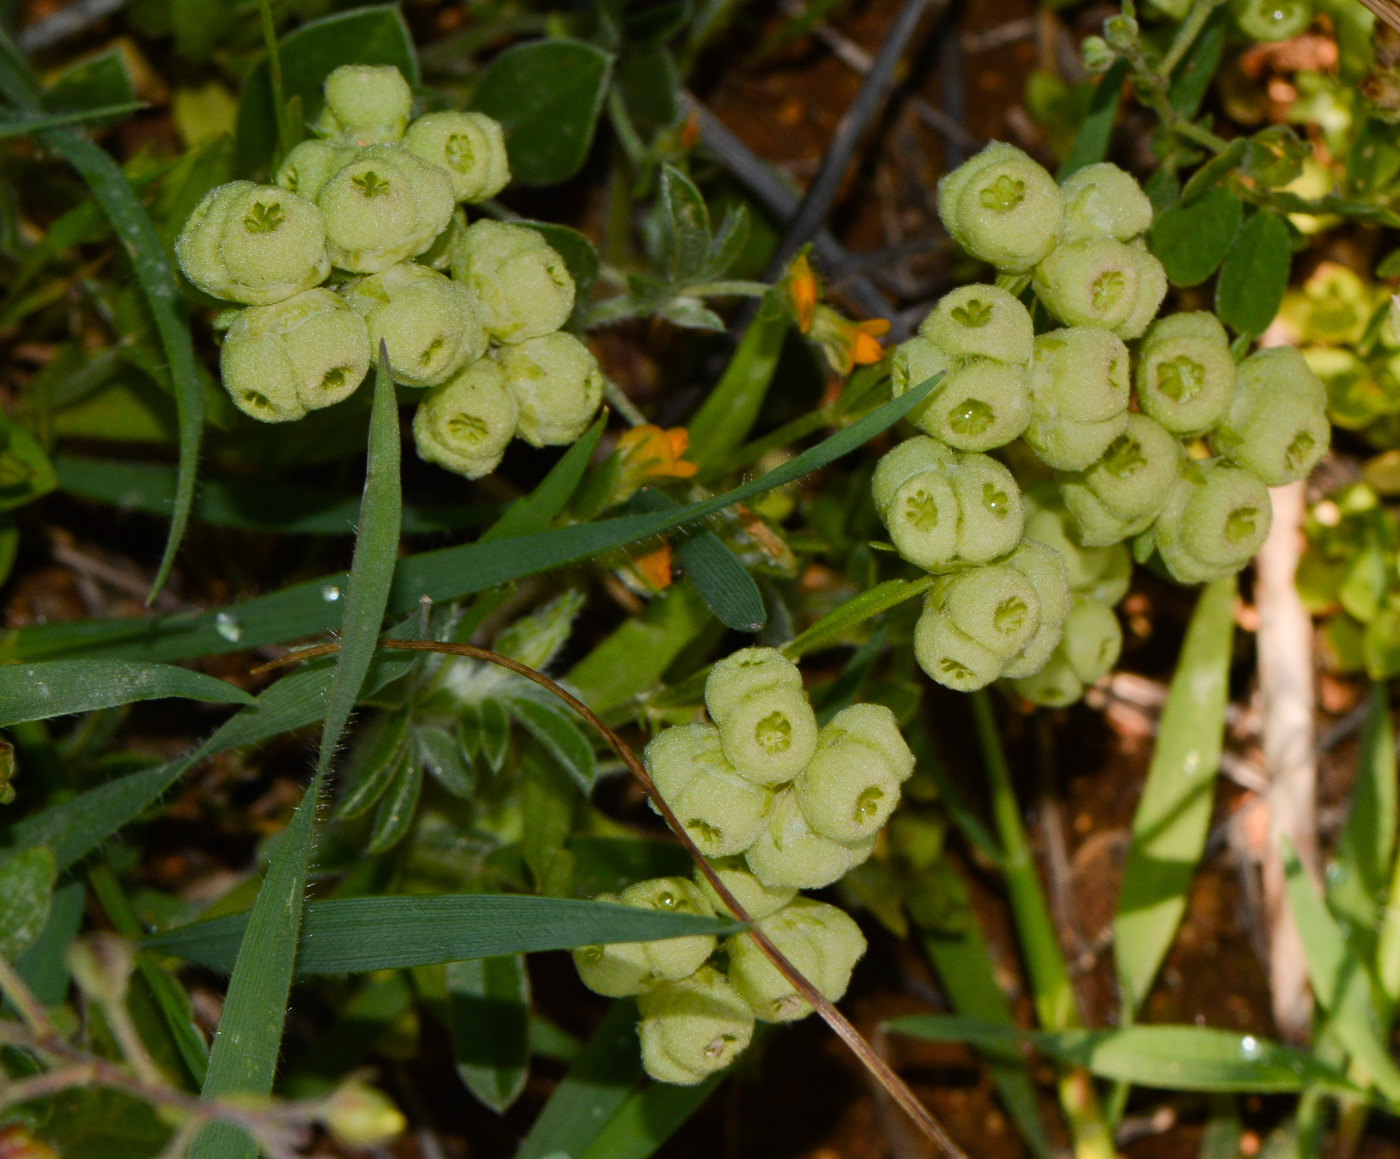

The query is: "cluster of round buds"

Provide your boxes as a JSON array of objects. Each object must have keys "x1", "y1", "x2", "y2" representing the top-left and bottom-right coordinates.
[
  {"x1": 874, "y1": 142, "x2": 1331, "y2": 702},
  {"x1": 177, "y1": 65, "x2": 603, "y2": 478}
]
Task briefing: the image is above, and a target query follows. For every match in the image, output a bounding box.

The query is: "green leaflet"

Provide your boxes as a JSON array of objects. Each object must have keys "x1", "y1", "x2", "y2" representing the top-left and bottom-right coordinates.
[
  {"x1": 685, "y1": 296, "x2": 789, "y2": 465},
  {"x1": 4, "y1": 377, "x2": 936, "y2": 665},
  {"x1": 0, "y1": 845, "x2": 57, "y2": 960},
  {"x1": 190, "y1": 352, "x2": 401, "y2": 1159},
  {"x1": 448, "y1": 955, "x2": 531, "y2": 1113},
  {"x1": 0, "y1": 659, "x2": 252, "y2": 726},
  {"x1": 145, "y1": 895, "x2": 742, "y2": 974},
  {"x1": 1215, "y1": 211, "x2": 1292, "y2": 338},
  {"x1": 1115, "y1": 576, "x2": 1236, "y2": 1015},
  {"x1": 1057, "y1": 59, "x2": 1128, "y2": 181}
]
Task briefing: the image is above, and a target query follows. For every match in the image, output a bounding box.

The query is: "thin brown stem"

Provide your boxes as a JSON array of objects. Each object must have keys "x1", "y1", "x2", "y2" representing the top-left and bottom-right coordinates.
[{"x1": 259, "y1": 638, "x2": 969, "y2": 1159}]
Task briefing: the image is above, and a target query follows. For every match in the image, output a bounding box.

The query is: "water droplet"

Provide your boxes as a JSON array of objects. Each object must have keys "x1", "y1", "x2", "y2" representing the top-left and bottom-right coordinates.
[
  {"x1": 1240, "y1": 1035, "x2": 1260, "y2": 1059},
  {"x1": 1326, "y1": 861, "x2": 1346, "y2": 884},
  {"x1": 34, "y1": 682, "x2": 49, "y2": 699},
  {"x1": 215, "y1": 612, "x2": 243, "y2": 643},
  {"x1": 1181, "y1": 750, "x2": 1200, "y2": 775},
  {"x1": 321, "y1": 584, "x2": 342, "y2": 602}
]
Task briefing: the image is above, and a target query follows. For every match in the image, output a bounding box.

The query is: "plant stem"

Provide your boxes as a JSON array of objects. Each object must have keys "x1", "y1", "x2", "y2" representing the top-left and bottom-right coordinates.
[
  {"x1": 971, "y1": 691, "x2": 1118, "y2": 1159},
  {"x1": 1156, "y1": 0, "x2": 1221, "y2": 79},
  {"x1": 603, "y1": 377, "x2": 647, "y2": 427}
]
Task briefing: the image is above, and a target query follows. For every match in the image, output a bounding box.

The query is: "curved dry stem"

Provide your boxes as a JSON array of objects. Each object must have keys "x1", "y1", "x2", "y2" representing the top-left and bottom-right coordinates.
[{"x1": 258, "y1": 637, "x2": 968, "y2": 1159}]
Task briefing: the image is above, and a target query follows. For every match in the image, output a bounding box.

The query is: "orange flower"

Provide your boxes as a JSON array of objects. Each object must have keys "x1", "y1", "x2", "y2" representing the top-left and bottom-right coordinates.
[
  {"x1": 635, "y1": 541, "x2": 674, "y2": 590},
  {"x1": 616, "y1": 424, "x2": 698, "y2": 483},
  {"x1": 786, "y1": 252, "x2": 818, "y2": 333},
  {"x1": 808, "y1": 306, "x2": 890, "y2": 375}
]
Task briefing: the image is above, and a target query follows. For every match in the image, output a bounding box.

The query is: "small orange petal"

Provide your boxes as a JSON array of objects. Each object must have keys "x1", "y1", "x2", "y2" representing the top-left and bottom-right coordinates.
[
  {"x1": 636, "y1": 543, "x2": 674, "y2": 590},
  {"x1": 859, "y1": 318, "x2": 891, "y2": 337},
  {"x1": 665, "y1": 428, "x2": 691, "y2": 457},
  {"x1": 788, "y1": 254, "x2": 818, "y2": 332},
  {"x1": 670, "y1": 460, "x2": 699, "y2": 478},
  {"x1": 853, "y1": 330, "x2": 886, "y2": 365}
]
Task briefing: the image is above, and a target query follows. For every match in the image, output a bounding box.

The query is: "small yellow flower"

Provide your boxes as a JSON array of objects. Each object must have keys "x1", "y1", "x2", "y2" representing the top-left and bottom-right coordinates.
[
  {"x1": 808, "y1": 306, "x2": 890, "y2": 375},
  {"x1": 616, "y1": 425, "x2": 698, "y2": 483},
  {"x1": 635, "y1": 541, "x2": 675, "y2": 590},
  {"x1": 786, "y1": 252, "x2": 819, "y2": 333}
]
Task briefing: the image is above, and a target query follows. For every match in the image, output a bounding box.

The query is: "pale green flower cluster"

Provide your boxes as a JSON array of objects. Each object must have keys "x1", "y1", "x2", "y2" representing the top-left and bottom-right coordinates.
[
  {"x1": 573, "y1": 648, "x2": 913, "y2": 1084},
  {"x1": 176, "y1": 65, "x2": 601, "y2": 476},
  {"x1": 881, "y1": 143, "x2": 1330, "y2": 702}
]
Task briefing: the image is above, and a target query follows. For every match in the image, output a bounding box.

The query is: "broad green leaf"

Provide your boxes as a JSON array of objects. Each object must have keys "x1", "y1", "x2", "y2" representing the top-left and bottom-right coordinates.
[
  {"x1": 510, "y1": 696, "x2": 597, "y2": 795},
  {"x1": 471, "y1": 39, "x2": 612, "y2": 185},
  {"x1": 1168, "y1": 11, "x2": 1225, "y2": 118},
  {"x1": 418, "y1": 726, "x2": 476, "y2": 798},
  {"x1": 1215, "y1": 211, "x2": 1291, "y2": 337},
  {"x1": 517, "y1": 221, "x2": 601, "y2": 302},
  {"x1": 0, "y1": 845, "x2": 57, "y2": 959},
  {"x1": 516, "y1": 998, "x2": 642, "y2": 1159},
  {"x1": 1115, "y1": 576, "x2": 1236, "y2": 1015},
  {"x1": 0, "y1": 659, "x2": 252, "y2": 727},
  {"x1": 448, "y1": 955, "x2": 531, "y2": 1113},
  {"x1": 1149, "y1": 187, "x2": 1243, "y2": 288},
  {"x1": 0, "y1": 103, "x2": 145, "y2": 136},
  {"x1": 1281, "y1": 835, "x2": 1400, "y2": 1102},
  {"x1": 885, "y1": 1017, "x2": 1361, "y2": 1096},
  {"x1": 1057, "y1": 59, "x2": 1128, "y2": 181},
  {"x1": 14, "y1": 879, "x2": 85, "y2": 1005},
  {"x1": 146, "y1": 895, "x2": 741, "y2": 974},
  {"x1": 784, "y1": 576, "x2": 935, "y2": 659},
  {"x1": 333, "y1": 712, "x2": 410, "y2": 821},
  {"x1": 191, "y1": 352, "x2": 401, "y2": 1159},
  {"x1": 55, "y1": 455, "x2": 500, "y2": 536},
  {"x1": 685, "y1": 302, "x2": 789, "y2": 465},
  {"x1": 579, "y1": 1075, "x2": 722, "y2": 1159},
  {"x1": 235, "y1": 6, "x2": 418, "y2": 175},
  {"x1": 4, "y1": 377, "x2": 937, "y2": 665},
  {"x1": 366, "y1": 749, "x2": 423, "y2": 854},
  {"x1": 660, "y1": 164, "x2": 712, "y2": 283}
]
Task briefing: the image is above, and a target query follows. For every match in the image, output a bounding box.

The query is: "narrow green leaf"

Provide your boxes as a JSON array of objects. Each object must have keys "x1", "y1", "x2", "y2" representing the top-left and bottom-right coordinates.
[
  {"x1": 448, "y1": 955, "x2": 531, "y2": 1113},
  {"x1": 13, "y1": 879, "x2": 84, "y2": 1005},
  {"x1": 510, "y1": 696, "x2": 597, "y2": 794},
  {"x1": 479, "y1": 697, "x2": 511, "y2": 773},
  {"x1": 0, "y1": 659, "x2": 252, "y2": 727},
  {"x1": 1215, "y1": 211, "x2": 1291, "y2": 337},
  {"x1": 365, "y1": 749, "x2": 422, "y2": 854},
  {"x1": 685, "y1": 302, "x2": 789, "y2": 466},
  {"x1": 1168, "y1": 11, "x2": 1225, "y2": 118},
  {"x1": 418, "y1": 726, "x2": 476, "y2": 798},
  {"x1": 145, "y1": 895, "x2": 742, "y2": 974},
  {"x1": 0, "y1": 103, "x2": 146, "y2": 136},
  {"x1": 191, "y1": 353, "x2": 401, "y2": 1159},
  {"x1": 516, "y1": 999, "x2": 642, "y2": 1159},
  {"x1": 1115, "y1": 576, "x2": 1236, "y2": 1015},
  {"x1": 660, "y1": 164, "x2": 712, "y2": 282},
  {"x1": 579, "y1": 1075, "x2": 721, "y2": 1159},
  {"x1": 0, "y1": 845, "x2": 57, "y2": 959},
  {"x1": 333, "y1": 712, "x2": 410, "y2": 821},
  {"x1": 5, "y1": 379, "x2": 937, "y2": 665},
  {"x1": 783, "y1": 576, "x2": 935, "y2": 660},
  {"x1": 1057, "y1": 59, "x2": 1128, "y2": 181}
]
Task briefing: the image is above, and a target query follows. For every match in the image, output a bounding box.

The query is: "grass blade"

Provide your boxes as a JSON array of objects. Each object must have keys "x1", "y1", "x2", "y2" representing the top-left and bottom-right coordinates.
[
  {"x1": 578, "y1": 1075, "x2": 722, "y2": 1159},
  {"x1": 0, "y1": 659, "x2": 252, "y2": 726},
  {"x1": 190, "y1": 351, "x2": 401, "y2": 1159},
  {"x1": 1114, "y1": 576, "x2": 1237, "y2": 1015},
  {"x1": 784, "y1": 575, "x2": 935, "y2": 660},
  {"x1": 685, "y1": 302, "x2": 789, "y2": 466},
  {"x1": 145, "y1": 895, "x2": 743, "y2": 973},
  {"x1": 0, "y1": 103, "x2": 146, "y2": 135},
  {"x1": 448, "y1": 955, "x2": 531, "y2": 1112},
  {"x1": 1057, "y1": 59, "x2": 1128, "y2": 181},
  {"x1": 4, "y1": 376, "x2": 936, "y2": 665}
]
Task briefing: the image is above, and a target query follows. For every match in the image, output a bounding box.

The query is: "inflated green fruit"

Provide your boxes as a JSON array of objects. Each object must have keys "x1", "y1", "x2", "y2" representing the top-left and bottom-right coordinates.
[
  {"x1": 315, "y1": 64, "x2": 413, "y2": 145},
  {"x1": 316, "y1": 145, "x2": 454, "y2": 273},
  {"x1": 941, "y1": 564, "x2": 1043, "y2": 659},
  {"x1": 1117, "y1": 243, "x2": 1169, "y2": 339},
  {"x1": 618, "y1": 878, "x2": 719, "y2": 979},
  {"x1": 1059, "y1": 163, "x2": 1153, "y2": 244},
  {"x1": 219, "y1": 288, "x2": 370, "y2": 422},
  {"x1": 999, "y1": 540, "x2": 1073, "y2": 680},
  {"x1": 1230, "y1": 0, "x2": 1313, "y2": 40},
  {"x1": 915, "y1": 359, "x2": 1032, "y2": 453},
  {"x1": 744, "y1": 789, "x2": 876, "y2": 890},
  {"x1": 644, "y1": 724, "x2": 774, "y2": 858},
  {"x1": 403, "y1": 111, "x2": 510, "y2": 203},
  {"x1": 450, "y1": 220, "x2": 575, "y2": 343},
  {"x1": 343, "y1": 262, "x2": 484, "y2": 388},
  {"x1": 1135, "y1": 312, "x2": 1236, "y2": 436},
  {"x1": 1060, "y1": 595, "x2": 1122, "y2": 684},
  {"x1": 176, "y1": 181, "x2": 329, "y2": 305},
  {"x1": 496, "y1": 332, "x2": 604, "y2": 447},
  {"x1": 1155, "y1": 459, "x2": 1274, "y2": 583},
  {"x1": 1033, "y1": 239, "x2": 1167, "y2": 337},
  {"x1": 1209, "y1": 346, "x2": 1329, "y2": 486},
  {"x1": 571, "y1": 892, "x2": 651, "y2": 997},
  {"x1": 1010, "y1": 650, "x2": 1084, "y2": 708},
  {"x1": 938, "y1": 142, "x2": 1064, "y2": 272},
  {"x1": 795, "y1": 703, "x2": 915, "y2": 844},
  {"x1": 913, "y1": 603, "x2": 1005, "y2": 691},
  {"x1": 275, "y1": 140, "x2": 355, "y2": 201},
  {"x1": 727, "y1": 899, "x2": 867, "y2": 1022},
  {"x1": 918, "y1": 284, "x2": 1034, "y2": 365},
  {"x1": 704, "y1": 648, "x2": 817, "y2": 786},
  {"x1": 1025, "y1": 327, "x2": 1130, "y2": 470},
  {"x1": 1060, "y1": 414, "x2": 1184, "y2": 545},
  {"x1": 637, "y1": 966, "x2": 754, "y2": 1084},
  {"x1": 694, "y1": 860, "x2": 797, "y2": 920},
  {"x1": 412, "y1": 358, "x2": 519, "y2": 479},
  {"x1": 1023, "y1": 483, "x2": 1131, "y2": 597}
]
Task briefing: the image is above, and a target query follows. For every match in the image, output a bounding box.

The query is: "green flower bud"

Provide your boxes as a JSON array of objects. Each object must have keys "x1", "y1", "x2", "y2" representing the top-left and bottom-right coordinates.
[
  {"x1": 1061, "y1": 413, "x2": 1184, "y2": 537},
  {"x1": 745, "y1": 788, "x2": 876, "y2": 889},
  {"x1": 637, "y1": 965, "x2": 754, "y2": 1084},
  {"x1": 413, "y1": 358, "x2": 519, "y2": 479},
  {"x1": 571, "y1": 892, "x2": 652, "y2": 996},
  {"x1": 620, "y1": 877, "x2": 719, "y2": 978},
  {"x1": 1010, "y1": 649, "x2": 1084, "y2": 707},
  {"x1": 1060, "y1": 163, "x2": 1153, "y2": 244},
  {"x1": 1025, "y1": 327, "x2": 1130, "y2": 471},
  {"x1": 1060, "y1": 484, "x2": 1149, "y2": 548},
  {"x1": 1081, "y1": 35, "x2": 1117, "y2": 73},
  {"x1": 315, "y1": 64, "x2": 413, "y2": 145},
  {"x1": 727, "y1": 898, "x2": 866, "y2": 1022},
  {"x1": 938, "y1": 142, "x2": 1064, "y2": 272},
  {"x1": 916, "y1": 359, "x2": 1033, "y2": 453},
  {"x1": 343, "y1": 262, "x2": 484, "y2": 388},
  {"x1": 1033, "y1": 239, "x2": 1167, "y2": 337},
  {"x1": 1060, "y1": 594, "x2": 1122, "y2": 684},
  {"x1": 918, "y1": 284, "x2": 1034, "y2": 365},
  {"x1": 1155, "y1": 459, "x2": 1273, "y2": 583},
  {"x1": 889, "y1": 336, "x2": 952, "y2": 432},
  {"x1": 320, "y1": 1079, "x2": 407, "y2": 1148},
  {"x1": 694, "y1": 859, "x2": 797, "y2": 920},
  {"x1": 1209, "y1": 346, "x2": 1329, "y2": 486},
  {"x1": 496, "y1": 333, "x2": 604, "y2": 447},
  {"x1": 1230, "y1": 0, "x2": 1313, "y2": 40},
  {"x1": 176, "y1": 181, "x2": 329, "y2": 306},
  {"x1": 220, "y1": 288, "x2": 370, "y2": 422},
  {"x1": 644, "y1": 723, "x2": 775, "y2": 857},
  {"x1": 404, "y1": 111, "x2": 510, "y2": 203},
  {"x1": 948, "y1": 451, "x2": 1025, "y2": 564},
  {"x1": 938, "y1": 563, "x2": 1043, "y2": 659},
  {"x1": 1103, "y1": 12, "x2": 1140, "y2": 50},
  {"x1": 1000, "y1": 620, "x2": 1064, "y2": 681},
  {"x1": 913, "y1": 603, "x2": 1005, "y2": 691},
  {"x1": 1135, "y1": 313, "x2": 1236, "y2": 436},
  {"x1": 795, "y1": 703, "x2": 914, "y2": 843},
  {"x1": 871, "y1": 437, "x2": 960, "y2": 570},
  {"x1": 1091, "y1": 542, "x2": 1132, "y2": 606},
  {"x1": 317, "y1": 145, "x2": 454, "y2": 273},
  {"x1": 275, "y1": 139, "x2": 355, "y2": 201},
  {"x1": 704, "y1": 648, "x2": 817, "y2": 786},
  {"x1": 450, "y1": 220, "x2": 575, "y2": 343}
]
